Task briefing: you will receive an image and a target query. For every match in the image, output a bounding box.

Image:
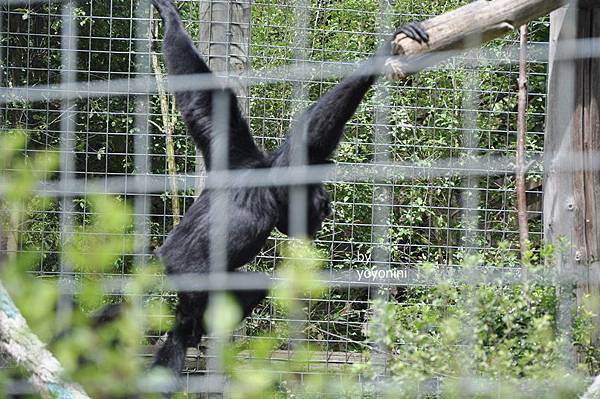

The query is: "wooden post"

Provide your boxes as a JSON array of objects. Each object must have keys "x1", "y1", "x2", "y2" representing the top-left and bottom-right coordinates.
[
  {"x1": 198, "y1": 0, "x2": 250, "y2": 115},
  {"x1": 544, "y1": 2, "x2": 600, "y2": 367},
  {"x1": 195, "y1": 0, "x2": 250, "y2": 191}
]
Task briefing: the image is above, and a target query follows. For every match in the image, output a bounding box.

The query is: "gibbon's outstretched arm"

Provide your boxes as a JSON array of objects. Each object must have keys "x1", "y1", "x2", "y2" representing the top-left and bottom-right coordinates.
[
  {"x1": 151, "y1": 0, "x2": 264, "y2": 169},
  {"x1": 276, "y1": 24, "x2": 429, "y2": 165}
]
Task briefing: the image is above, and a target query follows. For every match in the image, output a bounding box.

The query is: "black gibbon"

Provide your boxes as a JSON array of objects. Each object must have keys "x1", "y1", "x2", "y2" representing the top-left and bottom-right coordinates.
[{"x1": 150, "y1": 0, "x2": 428, "y2": 374}]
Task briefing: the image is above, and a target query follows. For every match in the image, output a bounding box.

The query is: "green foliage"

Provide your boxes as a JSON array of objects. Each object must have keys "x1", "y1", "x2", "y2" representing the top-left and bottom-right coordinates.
[
  {"x1": 224, "y1": 241, "x2": 333, "y2": 398},
  {"x1": 0, "y1": 132, "x2": 166, "y2": 397},
  {"x1": 272, "y1": 240, "x2": 327, "y2": 311},
  {"x1": 66, "y1": 195, "x2": 134, "y2": 274},
  {"x1": 204, "y1": 293, "x2": 243, "y2": 335},
  {"x1": 2, "y1": 0, "x2": 598, "y2": 397},
  {"x1": 355, "y1": 253, "x2": 588, "y2": 398}
]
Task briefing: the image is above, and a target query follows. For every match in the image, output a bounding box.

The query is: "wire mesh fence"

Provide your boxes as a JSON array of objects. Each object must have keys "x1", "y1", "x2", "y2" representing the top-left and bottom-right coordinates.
[{"x1": 0, "y1": 0, "x2": 597, "y2": 396}]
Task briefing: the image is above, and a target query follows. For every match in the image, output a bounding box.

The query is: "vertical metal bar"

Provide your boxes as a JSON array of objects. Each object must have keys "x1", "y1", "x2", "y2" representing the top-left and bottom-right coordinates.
[
  {"x1": 131, "y1": 7, "x2": 153, "y2": 394},
  {"x1": 0, "y1": 4, "x2": 4, "y2": 96},
  {"x1": 460, "y1": 70, "x2": 481, "y2": 255},
  {"x1": 288, "y1": 0, "x2": 310, "y2": 238},
  {"x1": 131, "y1": 3, "x2": 152, "y2": 389},
  {"x1": 457, "y1": 42, "x2": 483, "y2": 393},
  {"x1": 370, "y1": 0, "x2": 393, "y2": 379},
  {"x1": 134, "y1": 0, "x2": 151, "y2": 267},
  {"x1": 206, "y1": 89, "x2": 230, "y2": 396},
  {"x1": 202, "y1": 0, "x2": 235, "y2": 386},
  {"x1": 56, "y1": 0, "x2": 77, "y2": 331},
  {"x1": 0, "y1": 4, "x2": 6, "y2": 143},
  {"x1": 282, "y1": 2, "x2": 312, "y2": 379}
]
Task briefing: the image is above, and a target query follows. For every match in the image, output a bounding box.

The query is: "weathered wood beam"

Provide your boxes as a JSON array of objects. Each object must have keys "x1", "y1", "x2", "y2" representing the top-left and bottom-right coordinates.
[
  {"x1": 198, "y1": 0, "x2": 250, "y2": 115},
  {"x1": 0, "y1": 282, "x2": 89, "y2": 398},
  {"x1": 581, "y1": 373, "x2": 600, "y2": 399},
  {"x1": 386, "y1": 0, "x2": 569, "y2": 79},
  {"x1": 544, "y1": 2, "x2": 600, "y2": 367}
]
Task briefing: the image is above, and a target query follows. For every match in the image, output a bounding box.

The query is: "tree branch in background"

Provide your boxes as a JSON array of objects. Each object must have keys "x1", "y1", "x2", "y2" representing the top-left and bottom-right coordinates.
[
  {"x1": 516, "y1": 24, "x2": 530, "y2": 261},
  {"x1": 0, "y1": 282, "x2": 90, "y2": 399},
  {"x1": 150, "y1": 15, "x2": 181, "y2": 226},
  {"x1": 386, "y1": 0, "x2": 568, "y2": 79}
]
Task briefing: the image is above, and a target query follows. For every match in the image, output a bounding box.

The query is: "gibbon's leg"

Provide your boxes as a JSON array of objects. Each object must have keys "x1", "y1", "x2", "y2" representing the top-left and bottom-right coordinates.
[
  {"x1": 152, "y1": 289, "x2": 266, "y2": 375},
  {"x1": 153, "y1": 292, "x2": 208, "y2": 373},
  {"x1": 155, "y1": 190, "x2": 277, "y2": 375},
  {"x1": 152, "y1": 319, "x2": 191, "y2": 374},
  {"x1": 231, "y1": 288, "x2": 268, "y2": 320}
]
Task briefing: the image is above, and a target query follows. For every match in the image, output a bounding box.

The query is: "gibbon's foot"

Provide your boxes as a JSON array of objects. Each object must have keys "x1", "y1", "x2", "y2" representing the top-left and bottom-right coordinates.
[{"x1": 395, "y1": 22, "x2": 429, "y2": 44}]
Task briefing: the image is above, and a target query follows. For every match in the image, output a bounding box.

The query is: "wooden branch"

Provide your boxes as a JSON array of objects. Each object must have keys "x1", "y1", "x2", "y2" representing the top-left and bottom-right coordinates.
[
  {"x1": 150, "y1": 14, "x2": 181, "y2": 226},
  {"x1": 386, "y1": 0, "x2": 569, "y2": 79},
  {"x1": 516, "y1": 24, "x2": 530, "y2": 261},
  {"x1": 0, "y1": 282, "x2": 90, "y2": 398},
  {"x1": 581, "y1": 374, "x2": 600, "y2": 399}
]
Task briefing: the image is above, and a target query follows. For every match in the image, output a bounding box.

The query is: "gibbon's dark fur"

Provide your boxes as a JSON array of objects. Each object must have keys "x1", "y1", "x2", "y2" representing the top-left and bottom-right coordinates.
[{"x1": 150, "y1": 0, "x2": 428, "y2": 375}]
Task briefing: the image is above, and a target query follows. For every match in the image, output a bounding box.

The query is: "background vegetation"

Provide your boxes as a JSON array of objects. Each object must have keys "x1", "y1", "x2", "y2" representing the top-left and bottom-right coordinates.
[{"x1": 1, "y1": 0, "x2": 598, "y2": 397}]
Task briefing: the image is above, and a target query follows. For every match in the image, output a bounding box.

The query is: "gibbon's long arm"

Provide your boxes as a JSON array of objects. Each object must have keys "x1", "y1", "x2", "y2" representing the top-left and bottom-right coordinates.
[
  {"x1": 277, "y1": 24, "x2": 429, "y2": 165},
  {"x1": 152, "y1": 0, "x2": 264, "y2": 169}
]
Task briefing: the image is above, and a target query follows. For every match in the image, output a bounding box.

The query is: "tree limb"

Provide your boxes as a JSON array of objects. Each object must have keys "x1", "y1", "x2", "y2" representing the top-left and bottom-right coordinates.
[
  {"x1": 516, "y1": 24, "x2": 530, "y2": 261},
  {"x1": 0, "y1": 281, "x2": 89, "y2": 398},
  {"x1": 581, "y1": 374, "x2": 600, "y2": 399},
  {"x1": 386, "y1": 0, "x2": 569, "y2": 79},
  {"x1": 150, "y1": 13, "x2": 181, "y2": 226}
]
